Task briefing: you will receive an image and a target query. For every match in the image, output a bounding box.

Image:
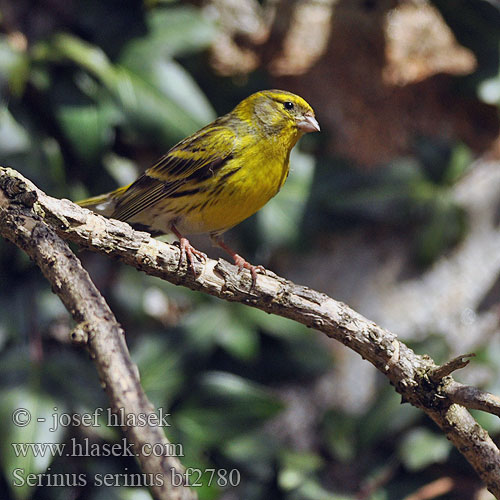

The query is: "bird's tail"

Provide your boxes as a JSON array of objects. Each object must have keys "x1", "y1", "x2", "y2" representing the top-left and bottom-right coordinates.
[{"x1": 76, "y1": 185, "x2": 130, "y2": 216}]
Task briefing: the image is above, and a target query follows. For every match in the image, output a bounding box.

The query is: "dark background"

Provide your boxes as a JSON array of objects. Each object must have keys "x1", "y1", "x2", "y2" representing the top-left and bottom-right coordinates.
[{"x1": 1, "y1": 0, "x2": 500, "y2": 499}]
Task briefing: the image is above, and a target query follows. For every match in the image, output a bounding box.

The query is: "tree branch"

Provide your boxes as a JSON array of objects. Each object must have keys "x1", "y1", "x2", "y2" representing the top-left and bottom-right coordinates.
[
  {"x1": 428, "y1": 353, "x2": 475, "y2": 383},
  {"x1": 1, "y1": 166, "x2": 500, "y2": 498},
  {"x1": 445, "y1": 382, "x2": 500, "y2": 418},
  {"x1": 0, "y1": 168, "x2": 196, "y2": 500}
]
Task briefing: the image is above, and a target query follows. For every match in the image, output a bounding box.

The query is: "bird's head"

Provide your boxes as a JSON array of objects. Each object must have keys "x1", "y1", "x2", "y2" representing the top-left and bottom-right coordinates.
[{"x1": 234, "y1": 89, "x2": 320, "y2": 142}]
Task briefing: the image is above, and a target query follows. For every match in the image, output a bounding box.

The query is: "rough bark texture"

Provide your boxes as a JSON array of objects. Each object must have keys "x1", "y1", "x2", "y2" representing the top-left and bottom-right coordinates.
[
  {"x1": 1, "y1": 167, "x2": 500, "y2": 498},
  {"x1": 0, "y1": 168, "x2": 196, "y2": 500}
]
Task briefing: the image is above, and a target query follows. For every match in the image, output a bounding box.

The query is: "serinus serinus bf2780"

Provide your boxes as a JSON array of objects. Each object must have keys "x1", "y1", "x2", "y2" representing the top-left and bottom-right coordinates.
[{"x1": 78, "y1": 89, "x2": 320, "y2": 282}]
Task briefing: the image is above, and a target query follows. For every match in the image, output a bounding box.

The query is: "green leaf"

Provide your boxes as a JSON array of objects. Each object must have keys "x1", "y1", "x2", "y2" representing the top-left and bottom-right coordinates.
[
  {"x1": 414, "y1": 195, "x2": 465, "y2": 265},
  {"x1": 315, "y1": 158, "x2": 428, "y2": 225},
  {"x1": 119, "y1": 7, "x2": 216, "y2": 124},
  {"x1": 222, "y1": 433, "x2": 277, "y2": 478},
  {"x1": 0, "y1": 108, "x2": 30, "y2": 156},
  {"x1": 238, "y1": 306, "x2": 309, "y2": 339},
  {"x1": 399, "y1": 428, "x2": 451, "y2": 471},
  {"x1": 289, "y1": 478, "x2": 350, "y2": 500},
  {"x1": 174, "y1": 372, "x2": 283, "y2": 446},
  {"x1": 322, "y1": 410, "x2": 358, "y2": 462},
  {"x1": 0, "y1": 35, "x2": 30, "y2": 96},
  {"x1": 278, "y1": 449, "x2": 323, "y2": 490},
  {"x1": 470, "y1": 409, "x2": 500, "y2": 436},
  {"x1": 200, "y1": 372, "x2": 283, "y2": 415},
  {"x1": 48, "y1": 34, "x2": 206, "y2": 145},
  {"x1": 145, "y1": 6, "x2": 216, "y2": 58},
  {"x1": 357, "y1": 389, "x2": 421, "y2": 449},
  {"x1": 443, "y1": 143, "x2": 472, "y2": 185},
  {"x1": 114, "y1": 488, "x2": 153, "y2": 500},
  {"x1": 131, "y1": 335, "x2": 185, "y2": 408},
  {"x1": 0, "y1": 388, "x2": 65, "y2": 500},
  {"x1": 183, "y1": 303, "x2": 259, "y2": 360},
  {"x1": 55, "y1": 104, "x2": 114, "y2": 162},
  {"x1": 133, "y1": 59, "x2": 215, "y2": 124}
]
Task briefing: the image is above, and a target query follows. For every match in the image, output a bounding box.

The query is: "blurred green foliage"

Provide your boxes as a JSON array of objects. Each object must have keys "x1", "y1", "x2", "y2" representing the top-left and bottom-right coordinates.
[{"x1": 1, "y1": 1, "x2": 500, "y2": 499}]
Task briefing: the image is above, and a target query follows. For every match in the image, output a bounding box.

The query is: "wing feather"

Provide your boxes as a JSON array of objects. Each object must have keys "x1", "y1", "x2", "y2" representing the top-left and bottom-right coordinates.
[{"x1": 111, "y1": 123, "x2": 237, "y2": 222}]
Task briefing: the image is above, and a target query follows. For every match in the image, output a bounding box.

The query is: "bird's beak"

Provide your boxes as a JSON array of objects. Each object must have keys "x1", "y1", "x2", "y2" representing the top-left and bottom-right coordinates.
[{"x1": 297, "y1": 114, "x2": 320, "y2": 133}]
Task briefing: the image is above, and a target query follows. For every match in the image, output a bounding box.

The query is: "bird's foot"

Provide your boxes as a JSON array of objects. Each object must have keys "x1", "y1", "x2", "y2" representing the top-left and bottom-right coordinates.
[
  {"x1": 210, "y1": 236, "x2": 265, "y2": 288},
  {"x1": 179, "y1": 237, "x2": 207, "y2": 274},
  {"x1": 171, "y1": 224, "x2": 206, "y2": 275},
  {"x1": 232, "y1": 253, "x2": 266, "y2": 287}
]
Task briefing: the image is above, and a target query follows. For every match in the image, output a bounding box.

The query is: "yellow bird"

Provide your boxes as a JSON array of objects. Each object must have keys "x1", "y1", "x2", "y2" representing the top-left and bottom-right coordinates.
[{"x1": 78, "y1": 89, "x2": 320, "y2": 282}]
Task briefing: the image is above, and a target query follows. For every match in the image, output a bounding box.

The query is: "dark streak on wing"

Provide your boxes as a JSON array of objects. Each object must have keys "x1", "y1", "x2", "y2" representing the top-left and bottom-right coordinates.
[
  {"x1": 111, "y1": 154, "x2": 235, "y2": 222},
  {"x1": 209, "y1": 181, "x2": 226, "y2": 198},
  {"x1": 153, "y1": 154, "x2": 233, "y2": 184},
  {"x1": 110, "y1": 121, "x2": 239, "y2": 223},
  {"x1": 184, "y1": 154, "x2": 234, "y2": 183},
  {"x1": 111, "y1": 175, "x2": 167, "y2": 222},
  {"x1": 156, "y1": 155, "x2": 199, "y2": 177},
  {"x1": 217, "y1": 168, "x2": 239, "y2": 183},
  {"x1": 168, "y1": 188, "x2": 203, "y2": 198}
]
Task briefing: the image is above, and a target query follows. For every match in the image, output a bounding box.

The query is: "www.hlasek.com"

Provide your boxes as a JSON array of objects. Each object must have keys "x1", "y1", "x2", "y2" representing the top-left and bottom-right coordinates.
[{"x1": 12, "y1": 437, "x2": 183, "y2": 459}]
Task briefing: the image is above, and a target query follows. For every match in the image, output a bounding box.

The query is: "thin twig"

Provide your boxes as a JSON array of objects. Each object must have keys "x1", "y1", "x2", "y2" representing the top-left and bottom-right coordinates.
[
  {"x1": 445, "y1": 381, "x2": 500, "y2": 418},
  {"x1": 428, "y1": 353, "x2": 475, "y2": 383}
]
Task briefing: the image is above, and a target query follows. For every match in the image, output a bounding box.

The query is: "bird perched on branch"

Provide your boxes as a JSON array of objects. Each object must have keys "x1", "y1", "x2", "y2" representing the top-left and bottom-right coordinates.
[{"x1": 78, "y1": 89, "x2": 320, "y2": 283}]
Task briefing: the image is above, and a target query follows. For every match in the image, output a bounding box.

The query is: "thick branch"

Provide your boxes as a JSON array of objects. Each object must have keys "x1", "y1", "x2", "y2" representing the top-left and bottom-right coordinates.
[
  {"x1": 0, "y1": 169, "x2": 195, "y2": 500},
  {"x1": 1, "y1": 167, "x2": 500, "y2": 497}
]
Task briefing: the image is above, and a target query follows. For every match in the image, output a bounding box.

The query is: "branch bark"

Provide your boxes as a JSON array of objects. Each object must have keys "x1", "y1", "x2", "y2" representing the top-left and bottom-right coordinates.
[
  {"x1": 445, "y1": 382, "x2": 500, "y2": 419},
  {"x1": 0, "y1": 168, "x2": 196, "y2": 500},
  {"x1": 1, "y1": 166, "x2": 500, "y2": 497}
]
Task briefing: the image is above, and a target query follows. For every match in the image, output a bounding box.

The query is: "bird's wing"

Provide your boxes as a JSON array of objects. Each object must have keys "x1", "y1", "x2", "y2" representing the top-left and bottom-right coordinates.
[{"x1": 111, "y1": 124, "x2": 237, "y2": 222}]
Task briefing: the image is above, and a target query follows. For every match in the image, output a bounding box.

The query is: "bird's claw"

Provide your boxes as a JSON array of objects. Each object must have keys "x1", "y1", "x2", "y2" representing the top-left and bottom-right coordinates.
[
  {"x1": 233, "y1": 254, "x2": 266, "y2": 287},
  {"x1": 178, "y1": 237, "x2": 206, "y2": 275}
]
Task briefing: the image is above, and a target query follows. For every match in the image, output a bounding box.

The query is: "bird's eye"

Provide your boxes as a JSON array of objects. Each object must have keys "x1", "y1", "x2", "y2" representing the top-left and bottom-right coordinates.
[{"x1": 283, "y1": 101, "x2": 294, "y2": 110}]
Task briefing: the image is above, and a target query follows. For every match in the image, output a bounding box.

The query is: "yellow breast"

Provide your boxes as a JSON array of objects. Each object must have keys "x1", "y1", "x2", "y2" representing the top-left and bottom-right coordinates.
[{"x1": 178, "y1": 137, "x2": 291, "y2": 235}]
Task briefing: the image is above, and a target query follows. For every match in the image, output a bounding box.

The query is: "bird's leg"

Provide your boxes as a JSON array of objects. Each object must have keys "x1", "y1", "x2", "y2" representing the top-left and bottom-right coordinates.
[
  {"x1": 211, "y1": 236, "x2": 265, "y2": 286},
  {"x1": 171, "y1": 224, "x2": 206, "y2": 273}
]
